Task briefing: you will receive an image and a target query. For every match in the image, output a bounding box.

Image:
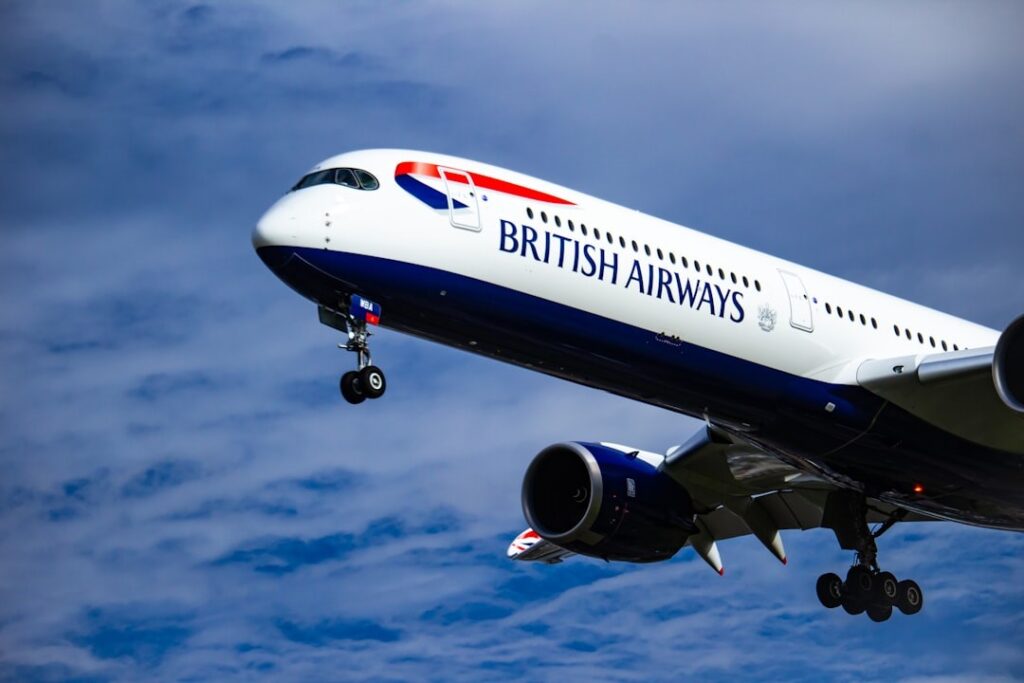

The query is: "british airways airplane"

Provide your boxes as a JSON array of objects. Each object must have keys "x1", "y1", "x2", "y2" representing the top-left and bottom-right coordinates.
[{"x1": 254, "y1": 149, "x2": 1023, "y2": 623}]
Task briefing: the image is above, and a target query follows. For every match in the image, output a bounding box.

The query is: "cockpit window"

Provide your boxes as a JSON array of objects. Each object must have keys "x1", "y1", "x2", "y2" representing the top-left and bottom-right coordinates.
[
  {"x1": 293, "y1": 169, "x2": 334, "y2": 190},
  {"x1": 291, "y1": 167, "x2": 380, "y2": 192},
  {"x1": 354, "y1": 169, "x2": 379, "y2": 190},
  {"x1": 335, "y1": 168, "x2": 359, "y2": 188}
]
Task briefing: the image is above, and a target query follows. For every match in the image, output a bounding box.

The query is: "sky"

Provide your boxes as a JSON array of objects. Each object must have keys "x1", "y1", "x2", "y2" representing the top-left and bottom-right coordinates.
[{"x1": 1, "y1": 1, "x2": 1023, "y2": 681}]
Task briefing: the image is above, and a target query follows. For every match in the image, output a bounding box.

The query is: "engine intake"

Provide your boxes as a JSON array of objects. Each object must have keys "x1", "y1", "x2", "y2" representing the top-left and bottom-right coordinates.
[
  {"x1": 994, "y1": 314, "x2": 1024, "y2": 413},
  {"x1": 522, "y1": 442, "x2": 697, "y2": 563}
]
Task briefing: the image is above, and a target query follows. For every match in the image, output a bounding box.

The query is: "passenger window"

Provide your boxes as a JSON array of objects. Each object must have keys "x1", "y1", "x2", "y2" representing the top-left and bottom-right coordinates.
[
  {"x1": 706, "y1": 264, "x2": 712, "y2": 276},
  {"x1": 942, "y1": 340, "x2": 948, "y2": 351},
  {"x1": 607, "y1": 232, "x2": 613, "y2": 244},
  {"x1": 594, "y1": 228, "x2": 601, "y2": 240},
  {"x1": 645, "y1": 245, "x2": 652, "y2": 256},
  {"x1": 353, "y1": 169, "x2": 379, "y2": 190},
  {"x1": 568, "y1": 220, "x2": 575, "y2": 231},
  {"x1": 730, "y1": 272, "x2": 737, "y2": 284},
  {"x1": 633, "y1": 240, "x2": 639, "y2": 252},
  {"x1": 336, "y1": 168, "x2": 360, "y2": 188},
  {"x1": 742, "y1": 276, "x2": 749, "y2": 287},
  {"x1": 826, "y1": 303, "x2": 833, "y2": 314},
  {"x1": 657, "y1": 248, "x2": 664, "y2": 260},
  {"x1": 906, "y1": 329, "x2": 912, "y2": 340},
  {"x1": 669, "y1": 253, "x2": 676, "y2": 264},
  {"x1": 871, "y1": 318, "x2": 878, "y2": 329},
  {"x1": 619, "y1": 236, "x2": 626, "y2": 248},
  {"x1": 929, "y1": 336, "x2": 936, "y2": 348},
  {"x1": 541, "y1": 211, "x2": 548, "y2": 224},
  {"x1": 581, "y1": 224, "x2": 588, "y2": 236},
  {"x1": 893, "y1": 325, "x2": 900, "y2": 336},
  {"x1": 837, "y1": 306, "x2": 844, "y2": 317},
  {"x1": 554, "y1": 216, "x2": 561, "y2": 227},
  {"x1": 917, "y1": 332, "x2": 924, "y2": 344},
  {"x1": 527, "y1": 208, "x2": 534, "y2": 219},
  {"x1": 755, "y1": 280, "x2": 762, "y2": 291}
]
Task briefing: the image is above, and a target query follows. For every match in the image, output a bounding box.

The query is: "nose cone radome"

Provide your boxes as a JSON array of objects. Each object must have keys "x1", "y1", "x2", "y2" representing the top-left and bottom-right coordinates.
[
  {"x1": 252, "y1": 202, "x2": 297, "y2": 250},
  {"x1": 253, "y1": 196, "x2": 306, "y2": 271}
]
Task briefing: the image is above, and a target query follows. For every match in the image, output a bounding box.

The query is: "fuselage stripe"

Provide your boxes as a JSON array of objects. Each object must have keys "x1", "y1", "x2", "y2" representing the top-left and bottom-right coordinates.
[{"x1": 395, "y1": 161, "x2": 576, "y2": 205}]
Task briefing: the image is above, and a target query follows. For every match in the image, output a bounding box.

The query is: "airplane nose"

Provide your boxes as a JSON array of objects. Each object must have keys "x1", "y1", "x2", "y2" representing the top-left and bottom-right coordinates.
[{"x1": 252, "y1": 203, "x2": 297, "y2": 250}]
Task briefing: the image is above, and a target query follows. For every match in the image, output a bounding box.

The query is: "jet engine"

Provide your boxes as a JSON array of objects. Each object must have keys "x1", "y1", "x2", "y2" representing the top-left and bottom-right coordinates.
[
  {"x1": 994, "y1": 314, "x2": 1024, "y2": 413},
  {"x1": 521, "y1": 442, "x2": 697, "y2": 563}
]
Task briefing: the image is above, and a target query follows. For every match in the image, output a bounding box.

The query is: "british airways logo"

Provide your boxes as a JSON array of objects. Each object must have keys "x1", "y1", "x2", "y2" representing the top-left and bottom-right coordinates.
[
  {"x1": 395, "y1": 161, "x2": 576, "y2": 208},
  {"x1": 498, "y1": 220, "x2": 745, "y2": 323}
]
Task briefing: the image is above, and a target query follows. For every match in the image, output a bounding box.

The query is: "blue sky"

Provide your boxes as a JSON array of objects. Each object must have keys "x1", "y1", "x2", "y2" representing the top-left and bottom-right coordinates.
[{"x1": 1, "y1": 2, "x2": 1023, "y2": 681}]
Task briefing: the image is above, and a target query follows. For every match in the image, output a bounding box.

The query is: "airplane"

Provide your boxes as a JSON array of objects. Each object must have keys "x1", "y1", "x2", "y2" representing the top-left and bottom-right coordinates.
[{"x1": 253, "y1": 150, "x2": 1024, "y2": 623}]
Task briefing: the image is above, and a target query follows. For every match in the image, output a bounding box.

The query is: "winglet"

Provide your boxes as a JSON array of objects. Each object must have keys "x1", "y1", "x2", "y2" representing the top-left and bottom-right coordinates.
[
  {"x1": 507, "y1": 528, "x2": 542, "y2": 559},
  {"x1": 507, "y1": 528, "x2": 573, "y2": 564}
]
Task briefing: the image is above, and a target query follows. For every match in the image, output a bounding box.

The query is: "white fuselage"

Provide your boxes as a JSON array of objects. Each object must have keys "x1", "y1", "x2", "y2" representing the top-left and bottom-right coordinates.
[{"x1": 256, "y1": 149, "x2": 997, "y2": 386}]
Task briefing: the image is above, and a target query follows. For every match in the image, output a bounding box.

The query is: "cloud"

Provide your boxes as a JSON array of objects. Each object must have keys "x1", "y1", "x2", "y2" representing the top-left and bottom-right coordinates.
[
  {"x1": 66, "y1": 606, "x2": 195, "y2": 667},
  {"x1": 120, "y1": 460, "x2": 203, "y2": 499},
  {"x1": 274, "y1": 617, "x2": 400, "y2": 645},
  {"x1": 0, "y1": 1, "x2": 1022, "y2": 681}
]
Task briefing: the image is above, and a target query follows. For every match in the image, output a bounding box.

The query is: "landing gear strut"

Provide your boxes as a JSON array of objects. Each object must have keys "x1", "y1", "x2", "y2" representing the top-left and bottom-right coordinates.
[
  {"x1": 324, "y1": 297, "x2": 387, "y2": 405},
  {"x1": 816, "y1": 493, "x2": 924, "y2": 621}
]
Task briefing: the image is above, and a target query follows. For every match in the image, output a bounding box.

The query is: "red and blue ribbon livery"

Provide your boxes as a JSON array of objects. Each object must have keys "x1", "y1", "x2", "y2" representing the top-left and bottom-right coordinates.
[{"x1": 394, "y1": 161, "x2": 575, "y2": 210}]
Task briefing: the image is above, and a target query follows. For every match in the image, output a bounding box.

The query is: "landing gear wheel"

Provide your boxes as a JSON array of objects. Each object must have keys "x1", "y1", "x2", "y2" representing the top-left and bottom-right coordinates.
[
  {"x1": 866, "y1": 602, "x2": 893, "y2": 622},
  {"x1": 875, "y1": 571, "x2": 898, "y2": 605},
  {"x1": 841, "y1": 595, "x2": 865, "y2": 615},
  {"x1": 340, "y1": 371, "x2": 366, "y2": 404},
  {"x1": 359, "y1": 365, "x2": 386, "y2": 399},
  {"x1": 846, "y1": 565, "x2": 874, "y2": 599},
  {"x1": 816, "y1": 573, "x2": 843, "y2": 609},
  {"x1": 896, "y1": 579, "x2": 923, "y2": 615},
  {"x1": 817, "y1": 494, "x2": 923, "y2": 619}
]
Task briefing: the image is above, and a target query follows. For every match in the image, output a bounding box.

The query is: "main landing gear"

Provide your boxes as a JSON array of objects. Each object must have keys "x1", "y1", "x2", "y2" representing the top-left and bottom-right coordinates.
[
  {"x1": 333, "y1": 296, "x2": 387, "y2": 405},
  {"x1": 815, "y1": 494, "x2": 924, "y2": 622}
]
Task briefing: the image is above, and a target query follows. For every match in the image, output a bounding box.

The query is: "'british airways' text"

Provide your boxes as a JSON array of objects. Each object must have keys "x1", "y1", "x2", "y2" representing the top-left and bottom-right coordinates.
[{"x1": 498, "y1": 220, "x2": 744, "y2": 323}]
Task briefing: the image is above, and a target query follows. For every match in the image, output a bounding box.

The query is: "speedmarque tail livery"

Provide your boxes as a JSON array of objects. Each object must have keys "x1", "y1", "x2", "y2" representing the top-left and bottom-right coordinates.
[{"x1": 255, "y1": 150, "x2": 1024, "y2": 622}]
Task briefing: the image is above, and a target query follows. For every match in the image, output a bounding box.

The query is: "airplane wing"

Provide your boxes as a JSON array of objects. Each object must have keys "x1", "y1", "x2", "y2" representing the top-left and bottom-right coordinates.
[
  {"x1": 654, "y1": 427, "x2": 936, "y2": 574},
  {"x1": 510, "y1": 425, "x2": 935, "y2": 573},
  {"x1": 856, "y1": 346, "x2": 1024, "y2": 454}
]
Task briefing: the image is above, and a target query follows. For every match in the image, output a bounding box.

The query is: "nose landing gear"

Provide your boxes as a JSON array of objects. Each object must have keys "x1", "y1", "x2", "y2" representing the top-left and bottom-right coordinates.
[
  {"x1": 321, "y1": 298, "x2": 388, "y2": 405},
  {"x1": 815, "y1": 493, "x2": 924, "y2": 621}
]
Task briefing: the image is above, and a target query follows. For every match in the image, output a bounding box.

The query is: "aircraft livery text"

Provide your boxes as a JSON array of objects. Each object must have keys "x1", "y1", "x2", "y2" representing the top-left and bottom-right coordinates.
[{"x1": 498, "y1": 219, "x2": 745, "y2": 323}]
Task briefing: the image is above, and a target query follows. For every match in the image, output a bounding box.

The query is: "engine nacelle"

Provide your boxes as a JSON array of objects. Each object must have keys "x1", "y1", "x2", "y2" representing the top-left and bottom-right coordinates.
[
  {"x1": 994, "y1": 314, "x2": 1024, "y2": 413},
  {"x1": 521, "y1": 442, "x2": 697, "y2": 563}
]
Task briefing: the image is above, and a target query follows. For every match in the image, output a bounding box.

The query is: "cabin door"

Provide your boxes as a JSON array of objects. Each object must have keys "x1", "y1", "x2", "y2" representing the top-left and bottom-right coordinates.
[
  {"x1": 438, "y1": 167, "x2": 481, "y2": 231},
  {"x1": 779, "y1": 270, "x2": 813, "y2": 332}
]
